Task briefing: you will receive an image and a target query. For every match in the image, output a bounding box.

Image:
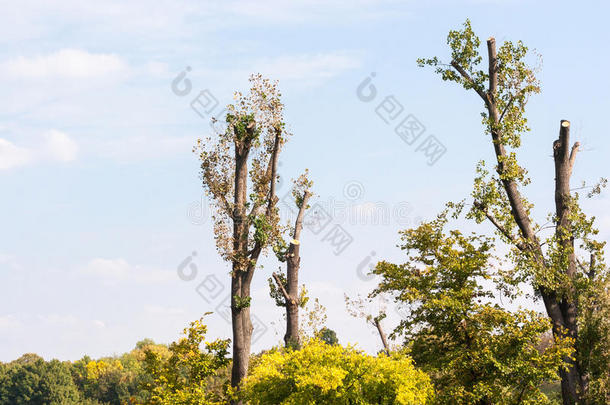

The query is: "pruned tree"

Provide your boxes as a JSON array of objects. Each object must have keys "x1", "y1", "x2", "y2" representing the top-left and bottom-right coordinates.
[
  {"x1": 344, "y1": 293, "x2": 391, "y2": 355},
  {"x1": 195, "y1": 74, "x2": 287, "y2": 399},
  {"x1": 418, "y1": 20, "x2": 607, "y2": 404},
  {"x1": 269, "y1": 172, "x2": 313, "y2": 349}
]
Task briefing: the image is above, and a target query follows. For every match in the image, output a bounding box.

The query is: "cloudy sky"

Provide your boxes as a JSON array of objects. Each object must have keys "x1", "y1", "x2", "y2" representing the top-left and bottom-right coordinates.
[{"x1": 1, "y1": 0, "x2": 609, "y2": 361}]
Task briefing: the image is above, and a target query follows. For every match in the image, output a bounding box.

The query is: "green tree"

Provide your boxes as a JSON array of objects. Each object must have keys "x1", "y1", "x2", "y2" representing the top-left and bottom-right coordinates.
[
  {"x1": 317, "y1": 327, "x2": 339, "y2": 346},
  {"x1": 69, "y1": 339, "x2": 168, "y2": 404},
  {"x1": 417, "y1": 19, "x2": 607, "y2": 404},
  {"x1": 0, "y1": 354, "x2": 81, "y2": 405},
  {"x1": 71, "y1": 356, "x2": 139, "y2": 404},
  {"x1": 372, "y1": 213, "x2": 573, "y2": 404},
  {"x1": 140, "y1": 317, "x2": 230, "y2": 405},
  {"x1": 578, "y1": 277, "x2": 610, "y2": 404},
  {"x1": 241, "y1": 339, "x2": 434, "y2": 404}
]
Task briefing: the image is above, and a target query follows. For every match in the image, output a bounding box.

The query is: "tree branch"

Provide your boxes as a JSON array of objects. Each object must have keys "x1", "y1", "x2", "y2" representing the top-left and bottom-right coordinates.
[
  {"x1": 588, "y1": 254, "x2": 596, "y2": 280},
  {"x1": 474, "y1": 201, "x2": 525, "y2": 251},
  {"x1": 272, "y1": 272, "x2": 291, "y2": 302},
  {"x1": 374, "y1": 317, "x2": 390, "y2": 355},
  {"x1": 248, "y1": 127, "x2": 283, "y2": 265},
  {"x1": 498, "y1": 94, "x2": 514, "y2": 123},
  {"x1": 292, "y1": 190, "x2": 312, "y2": 242},
  {"x1": 576, "y1": 258, "x2": 589, "y2": 275},
  {"x1": 265, "y1": 127, "x2": 282, "y2": 218},
  {"x1": 569, "y1": 142, "x2": 580, "y2": 172},
  {"x1": 219, "y1": 194, "x2": 233, "y2": 217},
  {"x1": 450, "y1": 60, "x2": 489, "y2": 104}
]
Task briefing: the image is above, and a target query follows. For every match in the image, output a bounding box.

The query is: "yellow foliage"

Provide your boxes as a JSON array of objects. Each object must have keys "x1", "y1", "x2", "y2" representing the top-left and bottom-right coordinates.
[
  {"x1": 85, "y1": 359, "x2": 123, "y2": 380},
  {"x1": 242, "y1": 339, "x2": 434, "y2": 404}
]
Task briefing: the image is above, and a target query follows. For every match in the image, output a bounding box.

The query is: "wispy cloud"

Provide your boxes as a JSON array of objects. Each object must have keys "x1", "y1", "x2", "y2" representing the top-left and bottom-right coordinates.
[
  {"x1": 0, "y1": 49, "x2": 128, "y2": 80},
  {"x1": 0, "y1": 139, "x2": 33, "y2": 170},
  {"x1": 36, "y1": 314, "x2": 107, "y2": 331},
  {"x1": 0, "y1": 0, "x2": 410, "y2": 44},
  {"x1": 223, "y1": 0, "x2": 410, "y2": 24},
  {"x1": 255, "y1": 52, "x2": 362, "y2": 84},
  {"x1": 191, "y1": 51, "x2": 364, "y2": 89},
  {"x1": 0, "y1": 314, "x2": 22, "y2": 330},
  {"x1": 82, "y1": 258, "x2": 174, "y2": 284},
  {"x1": 43, "y1": 130, "x2": 79, "y2": 162},
  {"x1": 0, "y1": 130, "x2": 79, "y2": 170},
  {"x1": 91, "y1": 135, "x2": 195, "y2": 162},
  {"x1": 144, "y1": 305, "x2": 186, "y2": 316}
]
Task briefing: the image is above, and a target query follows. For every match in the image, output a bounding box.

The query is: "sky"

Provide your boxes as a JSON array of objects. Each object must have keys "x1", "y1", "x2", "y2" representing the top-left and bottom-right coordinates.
[{"x1": 1, "y1": 0, "x2": 609, "y2": 362}]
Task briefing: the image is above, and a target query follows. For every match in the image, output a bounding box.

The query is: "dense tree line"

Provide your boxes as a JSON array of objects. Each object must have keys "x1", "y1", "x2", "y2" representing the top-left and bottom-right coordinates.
[{"x1": 0, "y1": 340, "x2": 164, "y2": 404}]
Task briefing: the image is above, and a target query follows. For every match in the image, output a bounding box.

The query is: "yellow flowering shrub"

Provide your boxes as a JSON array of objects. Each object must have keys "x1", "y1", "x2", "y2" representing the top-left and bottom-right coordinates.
[{"x1": 241, "y1": 339, "x2": 433, "y2": 404}]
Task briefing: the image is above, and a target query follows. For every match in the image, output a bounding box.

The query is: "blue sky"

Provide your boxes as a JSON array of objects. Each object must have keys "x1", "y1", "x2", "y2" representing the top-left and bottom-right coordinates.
[{"x1": 1, "y1": 0, "x2": 609, "y2": 361}]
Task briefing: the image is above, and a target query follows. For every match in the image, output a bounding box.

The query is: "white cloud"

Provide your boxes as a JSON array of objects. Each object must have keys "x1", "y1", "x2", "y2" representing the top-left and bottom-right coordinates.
[
  {"x1": 0, "y1": 253, "x2": 13, "y2": 264},
  {"x1": 144, "y1": 305, "x2": 185, "y2": 316},
  {"x1": 38, "y1": 313, "x2": 79, "y2": 326},
  {"x1": 0, "y1": 253, "x2": 20, "y2": 272},
  {"x1": 83, "y1": 258, "x2": 175, "y2": 284},
  {"x1": 0, "y1": 139, "x2": 32, "y2": 170},
  {"x1": 0, "y1": 49, "x2": 127, "y2": 80},
  {"x1": 144, "y1": 61, "x2": 170, "y2": 78},
  {"x1": 43, "y1": 130, "x2": 78, "y2": 162},
  {"x1": 255, "y1": 52, "x2": 362, "y2": 84},
  {"x1": 93, "y1": 320, "x2": 106, "y2": 329},
  {"x1": 0, "y1": 314, "x2": 22, "y2": 330},
  {"x1": 93, "y1": 135, "x2": 196, "y2": 161},
  {"x1": 0, "y1": 0, "x2": 409, "y2": 45},
  {"x1": 223, "y1": 0, "x2": 409, "y2": 24},
  {"x1": 85, "y1": 258, "x2": 131, "y2": 279},
  {"x1": 189, "y1": 51, "x2": 363, "y2": 89},
  {"x1": 36, "y1": 314, "x2": 107, "y2": 330},
  {"x1": 0, "y1": 130, "x2": 79, "y2": 170}
]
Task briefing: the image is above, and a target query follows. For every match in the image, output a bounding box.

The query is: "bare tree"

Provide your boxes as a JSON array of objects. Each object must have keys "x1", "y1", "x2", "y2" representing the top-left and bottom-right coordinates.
[
  {"x1": 196, "y1": 74, "x2": 286, "y2": 399},
  {"x1": 270, "y1": 172, "x2": 312, "y2": 348},
  {"x1": 345, "y1": 294, "x2": 391, "y2": 355}
]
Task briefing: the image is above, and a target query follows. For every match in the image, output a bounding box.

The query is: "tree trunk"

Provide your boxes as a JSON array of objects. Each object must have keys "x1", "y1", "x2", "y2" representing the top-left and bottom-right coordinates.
[
  {"x1": 230, "y1": 273, "x2": 253, "y2": 389},
  {"x1": 274, "y1": 189, "x2": 311, "y2": 349},
  {"x1": 230, "y1": 140, "x2": 251, "y2": 399},
  {"x1": 285, "y1": 245, "x2": 301, "y2": 348},
  {"x1": 374, "y1": 318, "x2": 390, "y2": 355},
  {"x1": 553, "y1": 120, "x2": 584, "y2": 404}
]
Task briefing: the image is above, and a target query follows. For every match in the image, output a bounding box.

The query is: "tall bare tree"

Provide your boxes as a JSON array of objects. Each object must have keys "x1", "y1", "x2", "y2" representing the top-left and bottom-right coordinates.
[
  {"x1": 419, "y1": 20, "x2": 607, "y2": 404},
  {"x1": 270, "y1": 172, "x2": 312, "y2": 349},
  {"x1": 196, "y1": 74, "x2": 286, "y2": 399}
]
